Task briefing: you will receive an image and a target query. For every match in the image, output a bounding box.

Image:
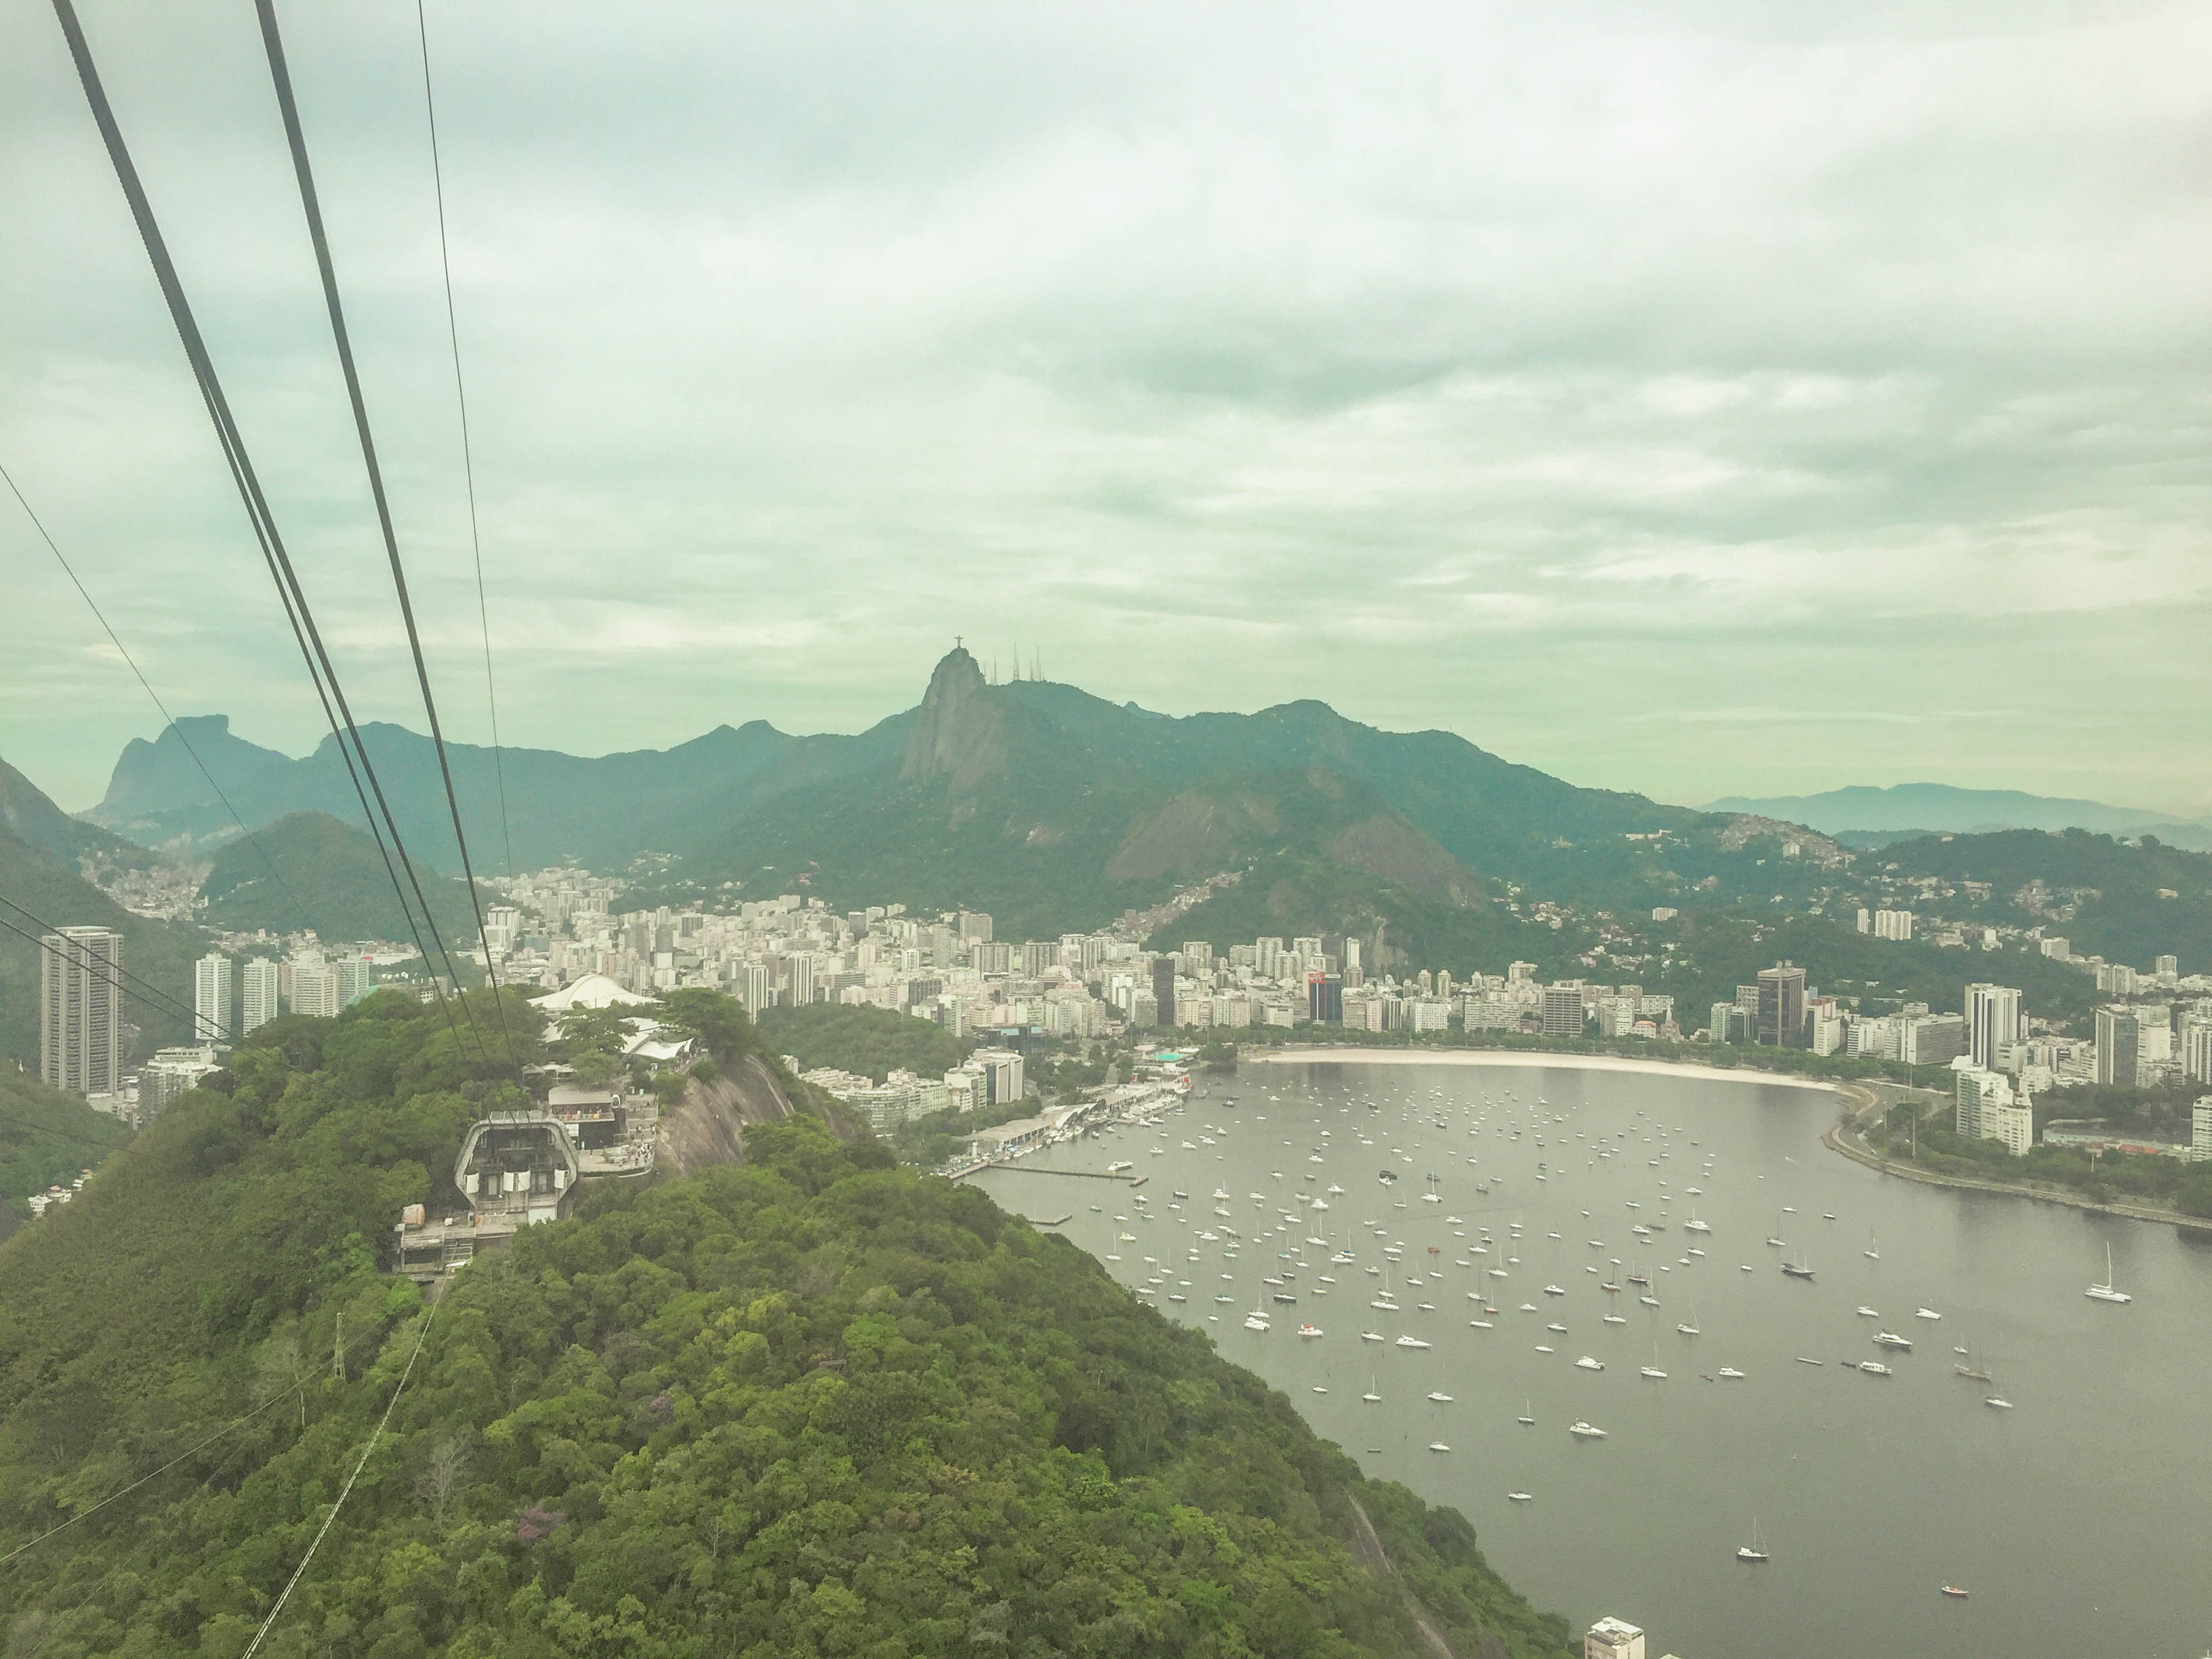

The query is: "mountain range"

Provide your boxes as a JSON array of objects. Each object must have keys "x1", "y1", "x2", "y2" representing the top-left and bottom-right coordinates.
[
  {"x1": 1704, "y1": 783, "x2": 2212, "y2": 851},
  {"x1": 3, "y1": 647, "x2": 2206, "y2": 1069},
  {"x1": 73, "y1": 648, "x2": 1807, "y2": 949}
]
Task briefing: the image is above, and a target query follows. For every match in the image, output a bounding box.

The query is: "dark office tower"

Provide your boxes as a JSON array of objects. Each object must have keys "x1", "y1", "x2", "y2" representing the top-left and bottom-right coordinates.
[
  {"x1": 1308, "y1": 972, "x2": 1343, "y2": 1025},
  {"x1": 1151, "y1": 956, "x2": 1178, "y2": 1029},
  {"x1": 1757, "y1": 962, "x2": 1807, "y2": 1047}
]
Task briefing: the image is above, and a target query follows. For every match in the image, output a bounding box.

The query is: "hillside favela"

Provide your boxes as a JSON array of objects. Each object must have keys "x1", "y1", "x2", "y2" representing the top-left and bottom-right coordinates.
[{"x1": 3, "y1": 7, "x2": 2207, "y2": 1659}]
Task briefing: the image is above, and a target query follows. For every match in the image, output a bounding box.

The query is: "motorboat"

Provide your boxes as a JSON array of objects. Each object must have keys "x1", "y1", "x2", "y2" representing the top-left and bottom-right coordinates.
[
  {"x1": 1567, "y1": 1421, "x2": 1607, "y2": 1439},
  {"x1": 1427, "y1": 1390, "x2": 1453, "y2": 1402},
  {"x1": 1872, "y1": 1332, "x2": 1913, "y2": 1351},
  {"x1": 1717, "y1": 1366, "x2": 1746, "y2": 1380},
  {"x1": 1395, "y1": 1335, "x2": 1431, "y2": 1349},
  {"x1": 1297, "y1": 1324, "x2": 1324, "y2": 1338},
  {"x1": 1574, "y1": 1355, "x2": 1605, "y2": 1371}
]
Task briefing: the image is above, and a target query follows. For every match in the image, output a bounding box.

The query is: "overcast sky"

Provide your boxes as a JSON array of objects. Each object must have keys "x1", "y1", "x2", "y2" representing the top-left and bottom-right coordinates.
[{"x1": 5, "y1": 1, "x2": 2208, "y2": 816}]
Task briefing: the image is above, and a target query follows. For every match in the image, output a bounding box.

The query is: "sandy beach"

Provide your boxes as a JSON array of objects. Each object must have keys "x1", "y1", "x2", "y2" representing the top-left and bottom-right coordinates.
[{"x1": 1246, "y1": 1045, "x2": 1843, "y2": 1094}]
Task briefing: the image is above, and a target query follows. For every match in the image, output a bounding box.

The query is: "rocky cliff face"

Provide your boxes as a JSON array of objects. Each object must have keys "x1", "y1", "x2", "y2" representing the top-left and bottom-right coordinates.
[
  {"x1": 656, "y1": 1054, "x2": 866, "y2": 1177},
  {"x1": 899, "y1": 647, "x2": 1006, "y2": 792},
  {"x1": 655, "y1": 1054, "x2": 796, "y2": 1176}
]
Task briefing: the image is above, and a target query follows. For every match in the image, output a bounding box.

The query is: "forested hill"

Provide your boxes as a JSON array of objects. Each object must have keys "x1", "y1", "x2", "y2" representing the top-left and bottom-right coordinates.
[{"x1": 0, "y1": 987, "x2": 1572, "y2": 1658}]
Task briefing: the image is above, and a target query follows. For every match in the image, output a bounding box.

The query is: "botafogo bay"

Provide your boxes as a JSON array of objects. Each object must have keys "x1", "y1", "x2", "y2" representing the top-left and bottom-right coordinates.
[{"x1": 968, "y1": 1056, "x2": 2212, "y2": 1659}]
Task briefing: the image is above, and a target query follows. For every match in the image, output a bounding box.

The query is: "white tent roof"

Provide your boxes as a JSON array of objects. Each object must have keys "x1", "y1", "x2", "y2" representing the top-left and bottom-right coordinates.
[{"x1": 535, "y1": 972, "x2": 655, "y2": 1012}]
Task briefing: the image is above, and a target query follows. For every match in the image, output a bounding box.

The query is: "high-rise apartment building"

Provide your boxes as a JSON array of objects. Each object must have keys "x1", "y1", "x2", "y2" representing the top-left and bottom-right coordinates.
[
  {"x1": 2184, "y1": 1023, "x2": 2212, "y2": 1086},
  {"x1": 289, "y1": 949, "x2": 340, "y2": 1020},
  {"x1": 39, "y1": 926, "x2": 123, "y2": 1098},
  {"x1": 333, "y1": 956, "x2": 373, "y2": 1008},
  {"x1": 1872, "y1": 909, "x2": 1915, "y2": 941},
  {"x1": 1150, "y1": 956, "x2": 1178, "y2": 1028},
  {"x1": 2095, "y1": 1006, "x2": 2139, "y2": 1087},
  {"x1": 1757, "y1": 962, "x2": 1806, "y2": 1047},
  {"x1": 241, "y1": 958, "x2": 281, "y2": 1034},
  {"x1": 1966, "y1": 983, "x2": 2022, "y2": 1071},
  {"x1": 194, "y1": 952, "x2": 233, "y2": 1043},
  {"x1": 1541, "y1": 984, "x2": 1584, "y2": 1036}
]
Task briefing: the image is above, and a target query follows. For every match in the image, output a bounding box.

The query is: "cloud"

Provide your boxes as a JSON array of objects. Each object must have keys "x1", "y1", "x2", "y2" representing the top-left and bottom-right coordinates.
[{"x1": 1, "y1": 0, "x2": 2207, "y2": 813}]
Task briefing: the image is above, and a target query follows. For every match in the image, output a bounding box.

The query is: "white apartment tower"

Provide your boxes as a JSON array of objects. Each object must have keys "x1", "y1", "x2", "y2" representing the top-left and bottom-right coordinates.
[
  {"x1": 39, "y1": 926, "x2": 123, "y2": 1098},
  {"x1": 1966, "y1": 983, "x2": 2021, "y2": 1072},
  {"x1": 241, "y1": 958, "x2": 281, "y2": 1034},
  {"x1": 194, "y1": 952, "x2": 233, "y2": 1043},
  {"x1": 289, "y1": 949, "x2": 340, "y2": 1020}
]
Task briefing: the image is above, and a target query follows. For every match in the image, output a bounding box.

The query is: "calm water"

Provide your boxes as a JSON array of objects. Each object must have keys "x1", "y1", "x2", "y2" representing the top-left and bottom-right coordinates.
[{"x1": 970, "y1": 1059, "x2": 2212, "y2": 1659}]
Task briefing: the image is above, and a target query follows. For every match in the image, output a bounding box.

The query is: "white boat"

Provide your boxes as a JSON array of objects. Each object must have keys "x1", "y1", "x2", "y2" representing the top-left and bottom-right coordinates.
[
  {"x1": 1567, "y1": 1420, "x2": 1607, "y2": 1439},
  {"x1": 1860, "y1": 1361, "x2": 1893, "y2": 1376},
  {"x1": 1506, "y1": 1491, "x2": 1533, "y2": 1502},
  {"x1": 1428, "y1": 1442, "x2": 1450, "y2": 1453},
  {"x1": 1640, "y1": 1345, "x2": 1666, "y2": 1381},
  {"x1": 1916, "y1": 1307, "x2": 1942, "y2": 1321},
  {"x1": 1469, "y1": 1319, "x2": 1492, "y2": 1329},
  {"x1": 1395, "y1": 1335, "x2": 1431, "y2": 1349},
  {"x1": 1362, "y1": 1378, "x2": 1382, "y2": 1402},
  {"x1": 1361, "y1": 1330, "x2": 1384, "y2": 1343},
  {"x1": 1574, "y1": 1355, "x2": 1605, "y2": 1371},
  {"x1": 1427, "y1": 1390, "x2": 1454, "y2": 1402},
  {"x1": 1717, "y1": 1366, "x2": 1746, "y2": 1380},
  {"x1": 1736, "y1": 1519, "x2": 1769, "y2": 1563},
  {"x1": 1984, "y1": 1395, "x2": 2013, "y2": 1410},
  {"x1": 1242, "y1": 1313, "x2": 1269, "y2": 1332},
  {"x1": 1543, "y1": 1284, "x2": 1566, "y2": 1296},
  {"x1": 1856, "y1": 1306, "x2": 1879, "y2": 1319},
  {"x1": 2086, "y1": 1241, "x2": 2131, "y2": 1304},
  {"x1": 1872, "y1": 1332, "x2": 1913, "y2": 1351},
  {"x1": 1864, "y1": 1231, "x2": 1880, "y2": 1261},
  {"x1": 1297, "y1": 1324, "x2": 1324, "y2": 1338},
  {"x1": 1517, "y1": 1400, "x2": 1535, "y2": 1425}
]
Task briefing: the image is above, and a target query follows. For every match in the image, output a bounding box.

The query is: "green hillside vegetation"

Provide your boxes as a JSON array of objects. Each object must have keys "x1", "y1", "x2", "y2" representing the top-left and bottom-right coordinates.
[
  {"x1": 1876, "y1": 827, "x2": 2212, "y2": 970},
  {"x1": 1646, "y1": 912, "x2": 2097, "y2": 1032},
  {"x1": 0, "y1": 987, "x2": 1570, "y2": 1659},
  {"x1": 755, "y1": 1000, "x2": 974, "y2": 1082},
  {"x1": 1158, "y1": 851, "x2": 1585, "y2": 981},
  {"x1": 200, "y1": 811, "x2": 481, "y2": 951},
  {"x1": 0, "y1": 1071, "x2": 130, "y2": 1220},
  {"x1": 0, "y1": 826, "x2": 205, "y2": 1069}
]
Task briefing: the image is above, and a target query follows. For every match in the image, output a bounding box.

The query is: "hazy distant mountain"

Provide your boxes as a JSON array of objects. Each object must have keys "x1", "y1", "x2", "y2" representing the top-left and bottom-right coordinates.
[
  {"x1": 199, "y1": 811, "x2": 480, "y2": 947},
  {"x1": 0, "y1": 757, "x2": 205, "y2": 1067},
  {"x1": 1702, "y1": 782, "x2": 2203, "y2": 840},
  {"x1": 85, "y1": 716, "x2": 839, "y2": 874},
  {"x1": 3, "y1": 755, "x2": 152, "y2": 871}
]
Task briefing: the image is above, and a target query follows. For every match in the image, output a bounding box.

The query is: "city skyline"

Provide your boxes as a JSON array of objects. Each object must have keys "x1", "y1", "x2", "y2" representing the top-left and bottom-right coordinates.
[{"x1": 4, "y1": 2, "x2": 2209, "y2": 813}]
